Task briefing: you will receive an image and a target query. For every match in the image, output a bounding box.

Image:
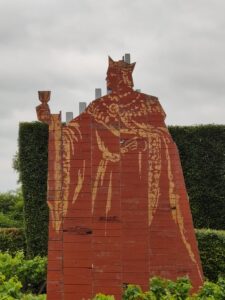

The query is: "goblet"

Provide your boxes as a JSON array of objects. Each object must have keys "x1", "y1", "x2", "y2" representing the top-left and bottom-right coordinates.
[{"x1": 38, "y1": 91, "x2": 51, "y2": 104}]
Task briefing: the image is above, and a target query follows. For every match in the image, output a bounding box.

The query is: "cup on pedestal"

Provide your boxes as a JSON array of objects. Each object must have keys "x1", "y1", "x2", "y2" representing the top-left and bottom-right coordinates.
[{"x1": 38, "y1": 91, "x2": 51, "y2": 104}]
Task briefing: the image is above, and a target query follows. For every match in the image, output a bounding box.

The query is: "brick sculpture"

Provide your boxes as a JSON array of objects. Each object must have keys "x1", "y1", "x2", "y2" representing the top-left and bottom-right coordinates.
[{"x1": 36, "y1": 56, "x2": 203, "y2": 300}]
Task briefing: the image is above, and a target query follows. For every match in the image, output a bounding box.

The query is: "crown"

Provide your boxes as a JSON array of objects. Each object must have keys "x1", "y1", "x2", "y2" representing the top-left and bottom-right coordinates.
[{"x1": 108, "y1": 56, "x2": 135, "y2": 72}]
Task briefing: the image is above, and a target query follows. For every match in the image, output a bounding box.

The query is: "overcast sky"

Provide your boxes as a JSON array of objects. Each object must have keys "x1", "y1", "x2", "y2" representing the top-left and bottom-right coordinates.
[{"x1": 0, "y1": 0, "x2": 224, "y2": 192}]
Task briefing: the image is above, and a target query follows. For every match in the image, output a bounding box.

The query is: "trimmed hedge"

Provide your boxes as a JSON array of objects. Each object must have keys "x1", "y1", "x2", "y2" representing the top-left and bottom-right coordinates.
[
  {"x1": 0, "y1": 228, "x2": 26, "y2": 253},
  {"x1": 18, "y1": 122, "x2": 49, "y2": 257},
  {"x1": 169, "y1": 125, "x2": 225, "y2": 229},
  {"x1": 17, "y1": 123, "x2": 225, "y2": 256},
  {"x1": 196, "y1": 229, "x2": 225, "y2": 282}
]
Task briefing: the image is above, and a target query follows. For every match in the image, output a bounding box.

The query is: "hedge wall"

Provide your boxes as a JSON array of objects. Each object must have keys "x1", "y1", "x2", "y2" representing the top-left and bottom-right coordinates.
[
  {"x1": 169, "y1": 125, "x2": 225, "y2": 229},
  {"x1": 0, "y1": 228, "x2": 26, "y2": 253},
  {"x1": 18, "y1": 123, "x2": 225, "y2": 256},
  {"x1": 18, "y1": 122, "x2": 49, "y2": 257},
  {"x1": 196, "y1": 229, "x2": 225, "y2": 281}
]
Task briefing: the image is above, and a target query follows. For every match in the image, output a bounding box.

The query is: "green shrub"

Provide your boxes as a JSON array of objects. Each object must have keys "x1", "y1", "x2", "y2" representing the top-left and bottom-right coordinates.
[
  {"x1": 122, "y1": 284, "x2": 155, "y2": 299},
  {"x1": 169, "y1": 125, "x2": 225, "y2": 230},
  {"x1": 196, "y1": 229, "x2": 225, "y2": 282},
  {"x1": 0, "y1": 273, "x2": 22, "y2": 300},
  {"x1": 95, "y1": 277, "x2": 225, "y2": 299},
  {"x1": 21, "y1": 294, "x2": 46, "y2": 300},
  {"x1": 18, "y1": 122, "x2": 49, "y2": 257},
  {"x1": 148, "y1": 277, "x2": 191, "y2": 300},
  {"x1": 0, "y1": 251, "x2": 47, "y2": 294},
  {"x1": 0, "y1": 228, "x2": 26, "y2": 253},
  {"x1": 0, "y1": 273, "x2": 46, "y2": 300},
  {"x1": 93, "y1": 294, "x2": 115, "y2": 300},
  {"x1": 197, "y1": 278, "x2": 225, "y2": 299},
  {"x1": 0, "y1": 213, "x2": 19, "y2": 228},
  {"x1": 0, "y1": 190, "x2": 24, "y2": 228}
]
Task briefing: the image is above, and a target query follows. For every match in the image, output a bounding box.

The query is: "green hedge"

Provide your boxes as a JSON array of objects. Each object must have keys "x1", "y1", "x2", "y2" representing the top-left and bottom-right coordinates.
[
  {"x1": 196, "y1": 229, "x2": 225, "y2": 282},
  {"x1": 18, "y1": 122, "x2": 49, "y2": 257},
  {"x1": 0, "y1": 190, "x2": 24, "y2": 228},
  {"x1": 169, "y1": 125, "x2": 225, "y2": 229},
  {"x1": 17, "y1": 124, "x2": 225, "y2": 256},
  {"x1": 0, "y1": 228, "x2": 25, "y2": 253}
]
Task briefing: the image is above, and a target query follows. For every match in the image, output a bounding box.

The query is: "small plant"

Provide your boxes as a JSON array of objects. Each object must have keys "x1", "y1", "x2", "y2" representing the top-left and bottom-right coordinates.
[
  {"x1": 93, "y1": 293, "x2": 115, "y2": 300},
  {"x1": 149, "y1": 277, "x2": 191, "y2": 300},
  {"x1": 0, "y1": 251, "x2": 47, "y2": 294},
  {"x1": 94, "y1": 277, "x2": 225, "y2": 299},
  {"x1": 122, "y1": 284, "x2": 156, "y2": 299},
  {"x1": 149, "y1": 277, "x2": 168, "y2": 299},
  {"x1": 122, "y1": 284, "x2": 145, "y2": 299},
  {"x1": 0, "y1": 272, "x2": 46, "y2": 300},
  {"x1": 21, "y1": 294, "x2": 46, "y2": 300},
  {"x1": 0, "y1": 273, "x2": 22, "y2": 299},
  {"x1": 197, "y1": 277, "x2": 225, "y2": 300}
]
